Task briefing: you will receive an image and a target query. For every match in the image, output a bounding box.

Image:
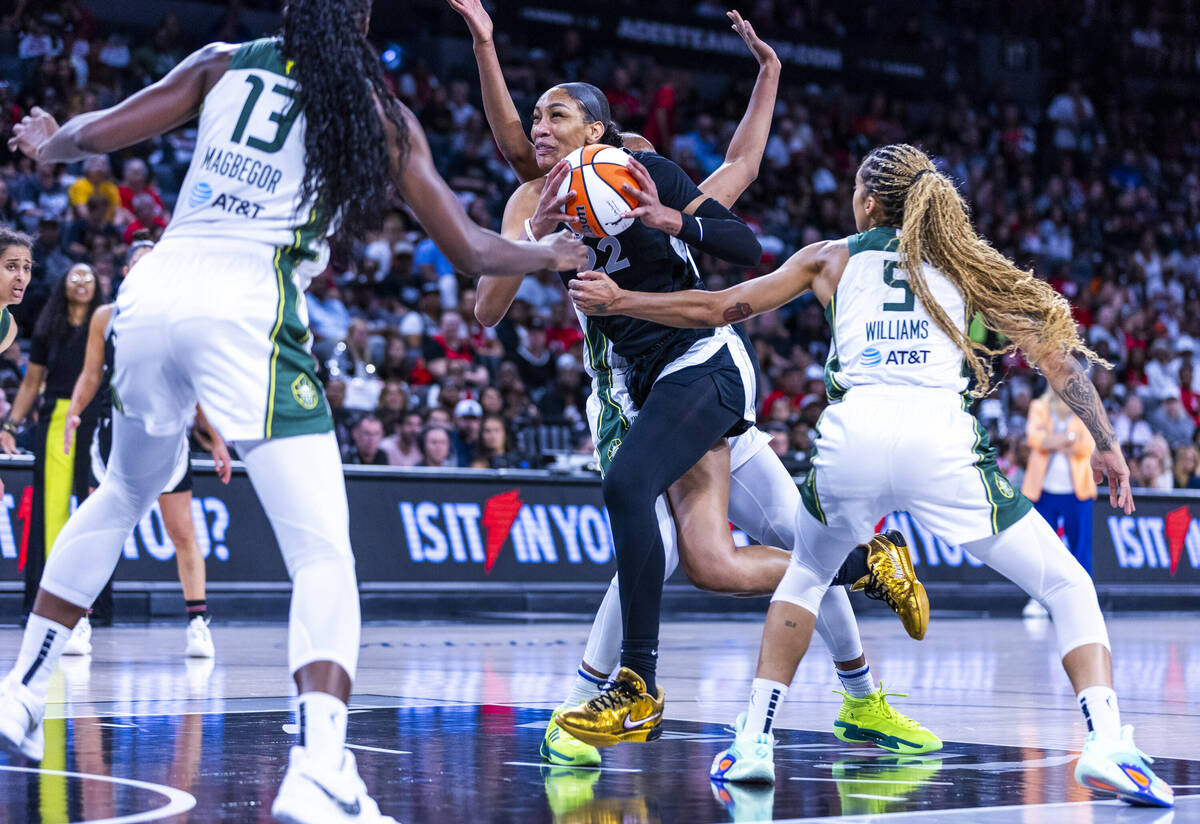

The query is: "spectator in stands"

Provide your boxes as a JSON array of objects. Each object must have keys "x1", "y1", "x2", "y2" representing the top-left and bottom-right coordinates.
[
  {"x1": 452, "y1": 398, "x2": 482, "y2": 466},
  {"x1": 116, "y1": 158, "x2": 164, "y2": 218},
  {"x1": 514, "y1": 317, "x2": 554, "y2": 388},
  {"x1": 66, "y1": 193, "x2": 121, "y2": 260},
  {"x1": 375, "y1": 379, "x2": 409, "y2": 435},
  {"x1": 67, "y1": 155, "x2": 120, "y2": 223},
  {"x1": 0, "y1": 180, "x2": 19, "y2": 227},
  {"x1": 1173, "y1": 446, "x2": 1200, "y2": 489},
  {"x1": 121, "y1": 192, "x2": 166, "y2": 245},
  {"x1": 1113, "y1": 395, "x2": 1153, "y2": 452},
  {"x1": 537, "y1": 354, "x2": 585, "y2": 426},
  {"x1": 1180, "y1": 362, "x2": 1200, "y2": 423},
  {"x1": 1145, "y1": 338, "x2": 1179, "y2": 400},
  {"x1": 1022, "y1": 389, "x2": 1097, "y2": 582},
  {"x1": 1136, "y1": 454, "x2": 1167, "y2": 490},
  {"x1": 17, "y1": 162, "x2": 70, "y2": 233},
  {"x1": 346, "y1": 414, "x2": 388, "y2": 466},
  {"x1": 479, "y1": 385, "x2": 504, "y2": 417},
  {"x1": 759, "y1": 365, "x2": 804, "y2": 419},
  {"x1": 1148, "y1": 395, "x2": 1196, "y2": 449},
  {"x1": 473, "y1": 413, "x2": 526, "y2": 469},
  {"x1": 382, "y1": 412, "x2": 424, "y2": 467},
  {"x1": 419, "y1": 425, "x2": 454, "y2": 468},
  {"x1": 307, "y1": 275, "x2": 351, "y2": 344}
]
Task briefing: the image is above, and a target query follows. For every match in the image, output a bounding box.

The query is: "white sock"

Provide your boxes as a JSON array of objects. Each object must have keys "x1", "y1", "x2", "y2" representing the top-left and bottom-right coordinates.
[
  {"x1": 10, "y1": 614, "x2": 73, "y2": 702},
  {"x1": 298, "y1": 691, "x2": 349, "y2": 769},
  {"x1": 1077, "y1": 685, "x2": 1121, "y2": 739},
  {"x1": 744, "y1": 678, "x2": 788, "y2": 736},
  {"x1": 559, "y1": 667, "x2": 607, "y2": 712},
  {"x1": 836, "y1": 664, "x2": 875, "y2": 698}
]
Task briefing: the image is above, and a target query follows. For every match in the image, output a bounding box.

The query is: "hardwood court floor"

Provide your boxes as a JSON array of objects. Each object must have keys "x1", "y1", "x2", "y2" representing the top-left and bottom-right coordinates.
[{"x1": 0, "y1": 615, "x2": 1196, "y2": 823}]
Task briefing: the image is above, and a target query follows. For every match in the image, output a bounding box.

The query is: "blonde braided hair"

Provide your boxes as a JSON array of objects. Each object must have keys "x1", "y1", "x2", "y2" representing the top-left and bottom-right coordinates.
[{"x1": 858, "y1": 143, "x2": 1107, "y2": 395}]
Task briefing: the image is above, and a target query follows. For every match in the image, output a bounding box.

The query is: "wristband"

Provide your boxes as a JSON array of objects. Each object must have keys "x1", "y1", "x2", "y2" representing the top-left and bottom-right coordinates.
[
  {"x1": 1, "y1": 419, "x2": 18, "y2": 436},
  {"x1": 524, "y1": 218, "x2": 538, "y2": 242}
]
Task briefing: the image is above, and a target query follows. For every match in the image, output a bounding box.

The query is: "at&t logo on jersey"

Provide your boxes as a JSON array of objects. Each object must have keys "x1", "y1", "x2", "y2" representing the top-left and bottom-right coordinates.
[
  {"x1": 886, "y1": 349, "x2": 932, "y2": 365},
  {"x1": 861, "y1": 347, "x2": 883, "y2": 367},
  {"x1": 211, "y1": 192, "x2": 266, "y2": 219},
  {"x1": 188, "y1": 182, "x2": 213, "y2": 208}
]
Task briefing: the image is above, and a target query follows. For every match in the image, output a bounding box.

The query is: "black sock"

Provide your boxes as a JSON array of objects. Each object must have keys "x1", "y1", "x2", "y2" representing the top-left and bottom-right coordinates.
[
  {"x1": 620, "y1": 639, "x2": 658, "y2": 694},
  {"x1": 186, "y1": 599, "x2": 208, "y2": 622},
  {"x1": 830, "y1": 547, "x2": 869, "y2": 586}
]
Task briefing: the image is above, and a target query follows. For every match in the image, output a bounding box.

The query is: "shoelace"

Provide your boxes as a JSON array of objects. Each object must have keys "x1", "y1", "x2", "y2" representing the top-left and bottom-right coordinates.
[
  {"x1": 586, "y1": 679, "x2": 639, "y2": 713},
  {"x1": 833, "y1": 686, "x2": 922, "y2": 731}
]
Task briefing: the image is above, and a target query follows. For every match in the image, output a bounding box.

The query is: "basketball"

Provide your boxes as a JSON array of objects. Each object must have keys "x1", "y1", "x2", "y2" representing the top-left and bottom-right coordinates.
[{"x1": 557, "y1": 144, "x2": 641, "y2": 238}]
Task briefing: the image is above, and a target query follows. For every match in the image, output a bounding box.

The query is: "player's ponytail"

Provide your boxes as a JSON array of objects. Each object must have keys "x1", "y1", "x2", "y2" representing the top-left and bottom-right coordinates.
[
  {"x1": 859, "y1": 143, "x2": 1105, "y2": 395},
  {"x1": 282, "y1": 0, "x2": 408, "y2": 239}
]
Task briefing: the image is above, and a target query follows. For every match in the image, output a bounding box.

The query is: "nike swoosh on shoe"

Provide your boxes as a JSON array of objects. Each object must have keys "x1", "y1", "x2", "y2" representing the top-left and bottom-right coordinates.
[
  {"x1": 303, "y1": 774, "x2": 362, "y2": 816},
  {"x1": 623, "y1": 712, "x2": 661, "y2": 730}
]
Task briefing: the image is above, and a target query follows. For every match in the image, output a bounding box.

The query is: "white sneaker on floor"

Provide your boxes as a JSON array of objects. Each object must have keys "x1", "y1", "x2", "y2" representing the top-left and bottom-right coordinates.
[
  {"x1": 272, "y1": 746, "x2": 397, "y2": 824},
  {"x1": 0, "y1": 677, "x2": 45, "y2": 761},
  {"x1": 710, "y1": 712, "x2": 775, "y2": 784},
  {"x1": 1075, "y1": 725, "x2": 1174, "y2": 807},
  {"x1": 185, "y1": 616, "x2": 215, "y2": 658},
  {"x1": 1022, "y1": 598, "x2": 1048, "y2": 618},
  {"x1": 62, "y1": 616, "x2": 92, "y2": 656}
]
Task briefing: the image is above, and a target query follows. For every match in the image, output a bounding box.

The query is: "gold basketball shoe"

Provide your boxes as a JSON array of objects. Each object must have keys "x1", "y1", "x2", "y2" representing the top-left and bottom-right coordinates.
[
  {"x1": 850, "y1": 530, "x2": 930, "y2": 640},
  {"x1": 554, "y1": 667, "x2": 665, "y2": 748}
]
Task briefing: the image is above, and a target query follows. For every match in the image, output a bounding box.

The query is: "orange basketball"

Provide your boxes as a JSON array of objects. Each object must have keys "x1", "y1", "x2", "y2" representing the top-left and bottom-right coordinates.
[{"x1": 556, "y1": 144, "x2": 641, "y2": 237}]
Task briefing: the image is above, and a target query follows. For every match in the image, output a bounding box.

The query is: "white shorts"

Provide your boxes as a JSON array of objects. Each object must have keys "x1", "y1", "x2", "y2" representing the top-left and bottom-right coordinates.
[
  {"x1": 799, "y1": 384, "x2": 1031, "y2": 546},
  {"x1": 112, "y1": 238, "x2": 331, "y2": 443}
]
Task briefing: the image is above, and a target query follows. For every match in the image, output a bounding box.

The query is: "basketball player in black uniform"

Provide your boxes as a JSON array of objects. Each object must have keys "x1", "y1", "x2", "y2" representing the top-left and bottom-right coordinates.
[{"x1": 498, "y1": 79, "x2": 764, "y2": 740}]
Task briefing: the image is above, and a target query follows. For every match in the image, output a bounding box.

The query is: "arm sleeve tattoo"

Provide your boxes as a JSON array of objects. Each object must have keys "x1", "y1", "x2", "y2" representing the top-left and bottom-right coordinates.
[{"x1": 1055, "y1": 359, "x2": 1115, "y2": 451}]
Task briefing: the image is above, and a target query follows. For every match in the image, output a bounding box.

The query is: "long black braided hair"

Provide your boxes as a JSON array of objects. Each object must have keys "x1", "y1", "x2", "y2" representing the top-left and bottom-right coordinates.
[{"x1": 281, "y1": 0, "x2": 408, "y2": 238}]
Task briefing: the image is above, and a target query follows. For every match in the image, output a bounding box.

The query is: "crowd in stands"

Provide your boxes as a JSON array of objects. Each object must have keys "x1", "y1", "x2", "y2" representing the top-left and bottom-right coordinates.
[{"x1": 3, "y1": 1, "x2": 1200, "y2": 489}]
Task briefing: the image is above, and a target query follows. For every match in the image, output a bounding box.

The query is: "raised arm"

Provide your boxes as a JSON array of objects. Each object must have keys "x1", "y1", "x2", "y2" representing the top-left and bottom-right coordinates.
[
  {"x1": 386, "y1": 104, "x2": 586, "y2": 276},
  {"x1": 698, "y1": 10, "x2": 780, "y2": 209},
  {"x1": 446, "y1": 0, "x2": 540, "y2": 182},
  {"x1": 569, "y1": 239, "x2": 840, "y2": 328},
  {"x1": 1032, "y1": 348, "x2": 1133, "y2": 514},
  {"x1": 8, "y1": 43, "x2": 234, "y2": 163}
]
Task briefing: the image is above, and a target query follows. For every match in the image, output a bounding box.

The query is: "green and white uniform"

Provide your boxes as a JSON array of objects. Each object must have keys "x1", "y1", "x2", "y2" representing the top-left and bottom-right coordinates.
[
  {"x1": 800, "y1": 226, "x2": 1030, "y2": 545},
  {"x1": 113, "y1": 38, "x2": 330, "y2": 442}
]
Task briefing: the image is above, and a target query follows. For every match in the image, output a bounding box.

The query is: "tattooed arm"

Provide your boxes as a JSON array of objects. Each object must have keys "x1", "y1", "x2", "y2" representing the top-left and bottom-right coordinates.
[
  {"x1": 1036, "y1": 348, "x2": 1134, "y2": 514},
  {"x1": 568, "y1": 240, "x2": 841, "y2": 327}
]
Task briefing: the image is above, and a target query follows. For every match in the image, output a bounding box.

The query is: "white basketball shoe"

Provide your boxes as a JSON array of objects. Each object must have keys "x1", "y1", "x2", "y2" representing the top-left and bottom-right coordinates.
[
  {"x1": 272, "y1": 746, "x2": 397, "y2": 824},
  {"x1": 62, "y1": 615, "x2": 92, "y2": 656},
  {"x1": 185, "y1": 615, "x2": 215, "y2": 658},
  {"x1": 0, "y1": 676, "x2": 45, "y2": 761}
]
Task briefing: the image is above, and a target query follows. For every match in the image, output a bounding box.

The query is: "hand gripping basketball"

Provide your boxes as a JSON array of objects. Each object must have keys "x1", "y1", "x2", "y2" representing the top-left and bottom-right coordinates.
[
  {"x1": 556, "y1": 146, "x2": 642, "y2": 238},
  {"x1": 529, "y1": 159, "x2": 582, "y2": 239}
]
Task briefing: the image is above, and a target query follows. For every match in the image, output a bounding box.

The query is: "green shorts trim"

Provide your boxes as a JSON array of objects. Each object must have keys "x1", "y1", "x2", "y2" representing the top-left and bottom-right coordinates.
[{"x1": 264, "y1": 247, "x2": 331, "y2": 439}]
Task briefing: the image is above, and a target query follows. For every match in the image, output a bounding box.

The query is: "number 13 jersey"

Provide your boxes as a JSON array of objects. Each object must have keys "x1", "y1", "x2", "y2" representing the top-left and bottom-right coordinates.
[
  {"x1": 824, "y1": 226, "x2": 969, "y2": 400},
  {"x1": 166, "y1": 38, "x2": 329, "y2": 276}
]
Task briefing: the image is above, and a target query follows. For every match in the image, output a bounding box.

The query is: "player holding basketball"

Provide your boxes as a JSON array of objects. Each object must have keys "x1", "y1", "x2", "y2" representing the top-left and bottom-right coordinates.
[
  {"x1": 0, "y1": 1, "x2": 585, "y2": 821},
  {"x1": 569, "y1": 144, "x2": 1174, "y2": 806},
  {"x1": 449, "y1": 0, "x2": 936, "y2": 759}
]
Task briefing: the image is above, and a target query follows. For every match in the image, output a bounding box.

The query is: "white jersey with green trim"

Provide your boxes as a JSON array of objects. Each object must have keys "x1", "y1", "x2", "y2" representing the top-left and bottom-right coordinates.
[
  {"x1": 824, "y1": 226, "x2": 968, "y2": 398},
  {"x1": 165, "y1": 38, "x2": 329, "y2": 282}
]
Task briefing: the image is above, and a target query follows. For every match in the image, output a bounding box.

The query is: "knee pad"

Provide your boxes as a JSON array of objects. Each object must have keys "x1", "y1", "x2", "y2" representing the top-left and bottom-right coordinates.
[
  {"x1": 289, "y1": 556, "x2": 360, "y2": 679},
  {"x1": 966, "y1": 512, "x2": 1110, "y2": 656},
  {"x1": 770, "y1": 555, "x2": 828, "y2": 615}
]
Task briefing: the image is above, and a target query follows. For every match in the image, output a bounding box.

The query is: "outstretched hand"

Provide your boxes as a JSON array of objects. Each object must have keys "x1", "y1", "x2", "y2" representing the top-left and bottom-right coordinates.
[
  {"x1": 7, "y1": 106, "x2": 58, "y2": 160},
  {"x1": 1091, "y1": 446, "x2": 1135, "y2": 514},
  {"x1": 728, "y1": 9, "x2": 778, "y2": 69},
  {"x1": 568, "y1": 270, "x2": 622, "y2": 316},
  {"x1": 446, "y1": 0, "x2": 494, "y2": 44}
]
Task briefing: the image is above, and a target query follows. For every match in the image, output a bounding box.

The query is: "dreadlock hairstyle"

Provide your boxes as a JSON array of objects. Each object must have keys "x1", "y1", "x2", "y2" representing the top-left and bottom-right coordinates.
[
  {"x1": 281, "y1": 0, "x2": 407, "y2": 238},
  {"x1": 858, "y1": 143, "x2": 1105, "y2": 395}
]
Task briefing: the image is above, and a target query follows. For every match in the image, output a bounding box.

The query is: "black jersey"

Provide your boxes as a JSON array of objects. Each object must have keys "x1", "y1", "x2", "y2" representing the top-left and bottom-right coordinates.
[{"x1": 557, "y1": 152, "x2": 713, "y2": 389}]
